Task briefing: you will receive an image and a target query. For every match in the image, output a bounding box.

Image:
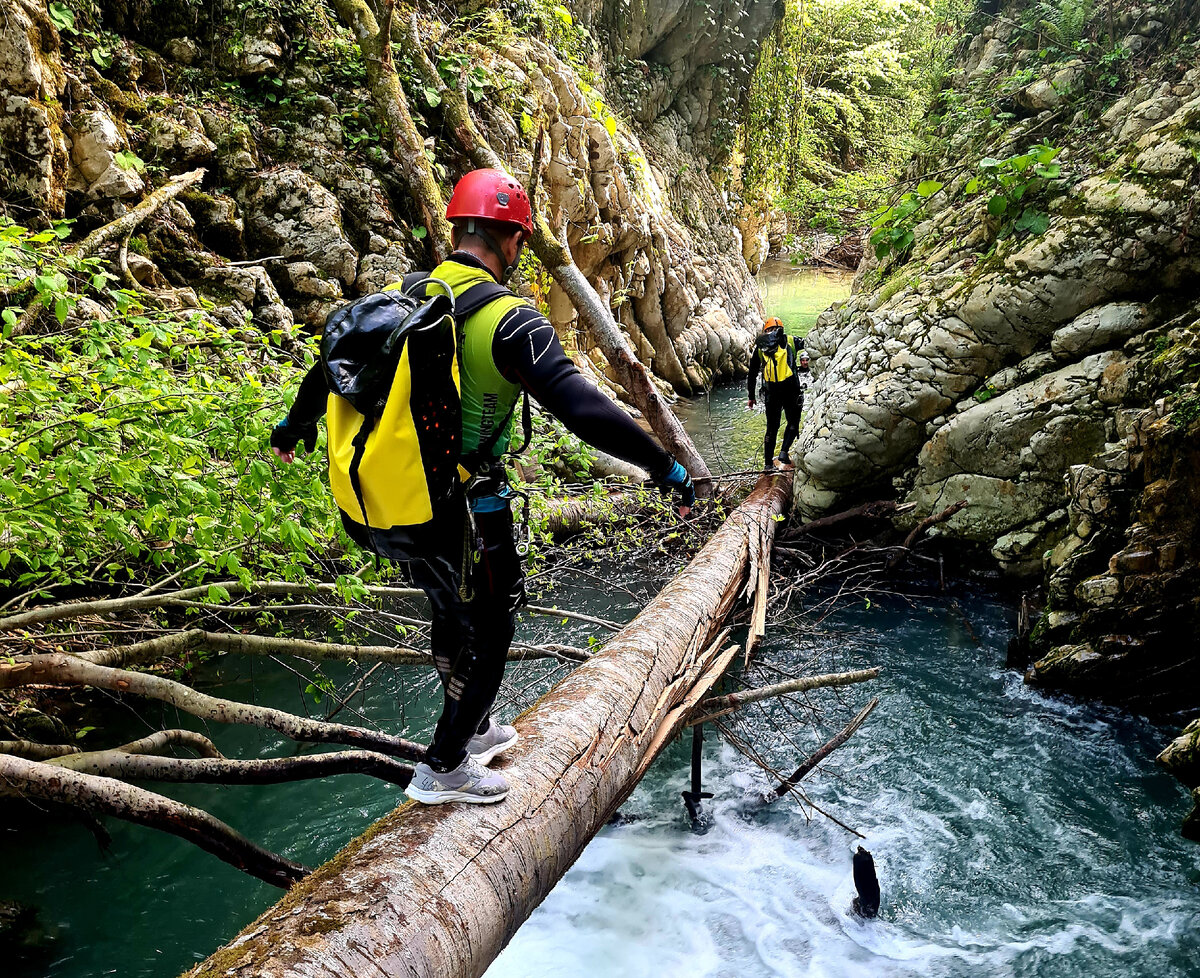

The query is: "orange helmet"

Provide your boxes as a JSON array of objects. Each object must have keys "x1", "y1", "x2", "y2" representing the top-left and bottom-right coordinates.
[{"x1": 763, "y1": 317, "x2": 783, "y2": 331}]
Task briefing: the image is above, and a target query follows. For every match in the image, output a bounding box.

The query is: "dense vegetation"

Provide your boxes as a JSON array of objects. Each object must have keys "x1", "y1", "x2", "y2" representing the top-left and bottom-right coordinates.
[{"x1": 738, "y1": 0, "x2": 974, "y2": 240}]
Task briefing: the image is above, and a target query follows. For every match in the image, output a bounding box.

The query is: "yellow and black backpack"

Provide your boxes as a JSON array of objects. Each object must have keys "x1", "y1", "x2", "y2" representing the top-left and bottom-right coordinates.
[
  {"x1": 320, "y1": 277, "x2": 509, "y2": 555},
  {"x1": 757, "y1": 330, "x2": 796, "y2": 384}
]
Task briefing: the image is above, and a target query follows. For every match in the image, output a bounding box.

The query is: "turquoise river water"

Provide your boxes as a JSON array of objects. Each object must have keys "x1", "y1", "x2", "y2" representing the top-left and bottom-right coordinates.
[{"x1": 3, "y1": 269, "x2": 1197, "y2": 977}]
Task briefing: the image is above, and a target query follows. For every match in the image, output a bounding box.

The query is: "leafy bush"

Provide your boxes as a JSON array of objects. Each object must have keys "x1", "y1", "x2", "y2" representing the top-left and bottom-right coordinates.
[{"x1": 0, "y1": 221, "x2": 337, "y2": 597}]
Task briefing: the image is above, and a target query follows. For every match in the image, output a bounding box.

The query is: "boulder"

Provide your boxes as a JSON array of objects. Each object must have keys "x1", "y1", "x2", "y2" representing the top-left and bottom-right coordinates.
[
  {"x1": 201, "y1": 264, "x2": 293, "y2": 333},
  {"x1": 145, "y1": 114, "x2": 217, "y2": 165},
  {"x1": 66, "y1": 109, "x2": 144, "y2": 199},
  {"x1": 1050, "y1": 302, "x2": 1150, "y2": 359},
  {"x1": 236, "y1": 168, "x2": 358, "y2": 287}
]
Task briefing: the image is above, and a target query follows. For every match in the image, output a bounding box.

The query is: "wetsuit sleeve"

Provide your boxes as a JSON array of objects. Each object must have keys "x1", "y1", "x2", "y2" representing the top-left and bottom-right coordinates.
[
  {"x1": 748, "y1": 344, "x2": 762, "y2": 401},
  {"x1": 287, "y1": 362, "x2": 329, "y2": 424},
  {"x1": 492, "y1": 304, "x2": 674, "y2": 478}
]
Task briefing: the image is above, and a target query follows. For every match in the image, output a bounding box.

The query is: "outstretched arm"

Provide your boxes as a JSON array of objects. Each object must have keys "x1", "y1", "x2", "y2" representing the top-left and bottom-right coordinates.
[
  {"x1": 492, "y1": 305, "x2": 673, "y2": 479},
  {"x1": 270, "y1": 363, "x2": 327, "y2": 463}
]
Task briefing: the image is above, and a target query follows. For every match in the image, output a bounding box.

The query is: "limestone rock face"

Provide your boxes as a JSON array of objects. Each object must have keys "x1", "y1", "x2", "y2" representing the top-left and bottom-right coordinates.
[
  {"x1": 795, "y1": 1, "x2": 1200, "y2": 569},
  {"x1": 568, "y1": 0, "x2": 778, "y2": 159},
  {"x1": 466, "y1": 38, "x2": 763, "y2": 394},
  {"x1": 236, "y1": 169, "x2": 359, "y2": 288},
  {"x1": 0, "y1": 0, "x2": 69, "y2": 214},
  {"x1": 145, "y1": 111, "x2": 217, "y2": 166},
  {"x1": 0, "y1": 0, "x2": 766, "y2": 392}
]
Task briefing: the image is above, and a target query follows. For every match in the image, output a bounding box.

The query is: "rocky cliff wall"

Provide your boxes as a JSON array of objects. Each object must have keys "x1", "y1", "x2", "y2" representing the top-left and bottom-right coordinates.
[
  {"x1": 1, "y1": 0, "x2": 772, "y2": 392},
  {"x1": 796, "y1": 1, "x2": 1199, "y2": 561},
  {"x1": 789, "y1": 0, "x2": 1200, "y2": 835}
]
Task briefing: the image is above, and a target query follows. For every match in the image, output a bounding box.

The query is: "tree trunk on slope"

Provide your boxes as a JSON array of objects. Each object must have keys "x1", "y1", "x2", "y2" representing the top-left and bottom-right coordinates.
[
  {"x1": 330, "y1": 0, "x2": 451, "y2": 259},
  {"x1": 392, "y1": 16, "x2": 714, "y2": 493},
  {"x1": 184, "y1": 472, "x2": 790, "y2": 978}
]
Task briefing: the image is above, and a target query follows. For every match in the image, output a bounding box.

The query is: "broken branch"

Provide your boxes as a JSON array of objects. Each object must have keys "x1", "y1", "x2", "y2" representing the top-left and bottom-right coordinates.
[{"x1": 0, "y1": 753, "x2": 308, "y2": 888}]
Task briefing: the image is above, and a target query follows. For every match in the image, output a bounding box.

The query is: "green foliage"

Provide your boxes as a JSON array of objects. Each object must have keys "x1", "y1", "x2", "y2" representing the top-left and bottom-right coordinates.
[
  {"x1": 47, "y1": 2, "x2": 75, "y2": 33},
  {"x1": 1172, "y1": 387, "x2": 1200, "y2": 431},
  {"x1": 869, "y1": 192, "x2": 922, "y2": 259},
  {"x1": 0, "y1": 221, "x2": 337, "y2": 595},
  {"x1": 742, "y1": 0, "x2": 973, "y2": 212},
  {"x1": 964, "y1": 144, "x2": 1065, "y2": 237},
  {"x1": 1028, "y1": 0, "x2": 1095, "y2": 50},
  {"x1": 868, "y1": 143, "x2": 1064, "y2": 265}
]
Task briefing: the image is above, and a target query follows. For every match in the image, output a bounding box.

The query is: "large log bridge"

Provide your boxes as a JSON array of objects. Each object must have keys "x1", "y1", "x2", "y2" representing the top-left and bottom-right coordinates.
[{"x1": 185, "y1": 473, "x2": 791, "y2": 978}]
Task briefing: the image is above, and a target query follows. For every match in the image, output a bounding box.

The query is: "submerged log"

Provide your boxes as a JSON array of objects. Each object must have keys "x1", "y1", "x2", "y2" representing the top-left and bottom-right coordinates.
[{"x1": 185, "y1": 473, "x2": 790, "y2": 978}]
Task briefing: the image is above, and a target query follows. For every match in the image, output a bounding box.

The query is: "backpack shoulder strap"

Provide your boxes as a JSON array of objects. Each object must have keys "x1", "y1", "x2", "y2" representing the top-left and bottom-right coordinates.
[
  {"x1": 401, "y1": 271, "x2": 430, "y2": 293},
  {"x1": 454, "y1": 281, "x2": 512, "y2": 322},
  {"x1": 454, "y1": 281, "x2": 530, "y2": 468}
]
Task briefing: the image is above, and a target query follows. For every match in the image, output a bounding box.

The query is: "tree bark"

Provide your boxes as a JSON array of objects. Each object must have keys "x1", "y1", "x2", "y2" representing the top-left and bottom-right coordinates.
[
  {"x1": 689, "y1": 667, "x2": 882, "y2": 726},
  {"x1": 0, "y1": 654, "x2": 425, "y2": 761},
  {"x1": 80, "y1": 629, "x2": 430, "y2": 669},
  {"x1": 183, "y1": 473, "x2": 790, "y2": 978},
  {"x1": 99, "y1": 728, "x2": 223, "y2": 758},
  {"x1": 329, "y1": 0, "x2": 451, "y2": 259},
  {"x1": 0, "y1": 580, "x2": 422, "y2": 632},
  {"x1": 48, "y1": 746, "x2": 414, "y2": 788},
  {"x1": 528, "y1": 215, "x2": 715, "y2": 494},
  {"x1": 885, "y1": 500, "x2": 968, "y2": 570},
  {"x1": 0, "y1": 753, "x2": 308, "y2": 888},
  {"x1": 0, "y1": 740, "x2": 80, "y2": 760}
]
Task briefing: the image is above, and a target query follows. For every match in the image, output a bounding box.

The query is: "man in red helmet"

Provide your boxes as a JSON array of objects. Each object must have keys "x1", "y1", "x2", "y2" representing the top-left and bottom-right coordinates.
[{"x1": 272, "y1": 168, "x2": 694, "y2": 804}]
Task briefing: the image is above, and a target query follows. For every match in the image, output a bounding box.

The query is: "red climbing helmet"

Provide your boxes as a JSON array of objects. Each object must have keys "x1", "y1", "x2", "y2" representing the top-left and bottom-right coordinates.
[{"x1": 446, "y1": 169, "x2": 533, "y2": 238}]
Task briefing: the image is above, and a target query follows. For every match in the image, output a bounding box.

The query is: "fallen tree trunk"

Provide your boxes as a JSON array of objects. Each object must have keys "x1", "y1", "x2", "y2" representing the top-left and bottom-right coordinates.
[
  {"x1": 184, "y1": 472, "x2": 790, "y2": 978},
  {"x1": 0, "y1": 741, "x2": 80, "y2": 760},
  {"x1": 539, "y1": 492, "x2": 645, "y2": 538},
  {"x1": 11, "y1": 168, "x2": 208, "y2": 337},
  {"x1": 79, "y1": 629, "x2": 576, "y2": 670}
]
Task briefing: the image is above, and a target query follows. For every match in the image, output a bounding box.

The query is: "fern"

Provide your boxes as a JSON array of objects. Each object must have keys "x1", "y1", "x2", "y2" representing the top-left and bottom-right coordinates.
[{"x1": 1036, "y1": 0, "x2": 1094, "y2": 49}]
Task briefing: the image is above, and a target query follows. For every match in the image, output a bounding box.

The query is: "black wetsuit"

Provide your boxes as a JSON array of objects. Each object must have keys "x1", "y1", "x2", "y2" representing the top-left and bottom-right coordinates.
[
  {"x1": 748, "y1": 326, "x2": 802, "y2": 467},
  {"x1": 284, "y1": 254, "x2": 673, "y2": 770}
]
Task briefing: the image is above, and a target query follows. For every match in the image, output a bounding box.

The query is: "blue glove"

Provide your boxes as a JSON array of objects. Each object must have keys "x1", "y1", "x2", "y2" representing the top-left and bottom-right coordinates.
[
  {"x1": 658, "y1": 460, "x2": 696, "y2": 512},
  {"x1": 270, "y1": 416, "x2": 318, "y2": 454}
]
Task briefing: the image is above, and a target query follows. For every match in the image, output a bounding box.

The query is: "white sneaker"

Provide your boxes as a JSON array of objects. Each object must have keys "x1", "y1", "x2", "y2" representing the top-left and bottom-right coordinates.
[
  {"x1": 466, "y1": 719, "x2": 520, "y2": 765},
  {"x1": 406, "y1": 756, "x2": 509, "y2": 805}
]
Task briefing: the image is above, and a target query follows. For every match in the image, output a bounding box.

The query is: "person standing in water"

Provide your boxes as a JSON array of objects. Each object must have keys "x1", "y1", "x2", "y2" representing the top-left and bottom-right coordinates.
[{"x1": 747, "y1": 317, "x2": 803, "y2": 468}]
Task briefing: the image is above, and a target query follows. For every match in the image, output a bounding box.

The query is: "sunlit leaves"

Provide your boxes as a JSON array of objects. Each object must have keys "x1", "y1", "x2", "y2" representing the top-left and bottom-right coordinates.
[{"x1": 0, "y1": 220, "x2": 339, "y2": 593}]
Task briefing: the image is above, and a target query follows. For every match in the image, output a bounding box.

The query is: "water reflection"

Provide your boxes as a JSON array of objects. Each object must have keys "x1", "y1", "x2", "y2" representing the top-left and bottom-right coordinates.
[{"x1": 756, "y1": 259, "x2": 854, "y2": 338}]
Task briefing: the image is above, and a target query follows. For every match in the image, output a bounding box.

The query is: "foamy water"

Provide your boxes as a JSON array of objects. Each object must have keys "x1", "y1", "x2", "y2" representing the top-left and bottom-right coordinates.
[{"x1": 490, "y1": 594, "x2": 1200, "y2": 978}]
